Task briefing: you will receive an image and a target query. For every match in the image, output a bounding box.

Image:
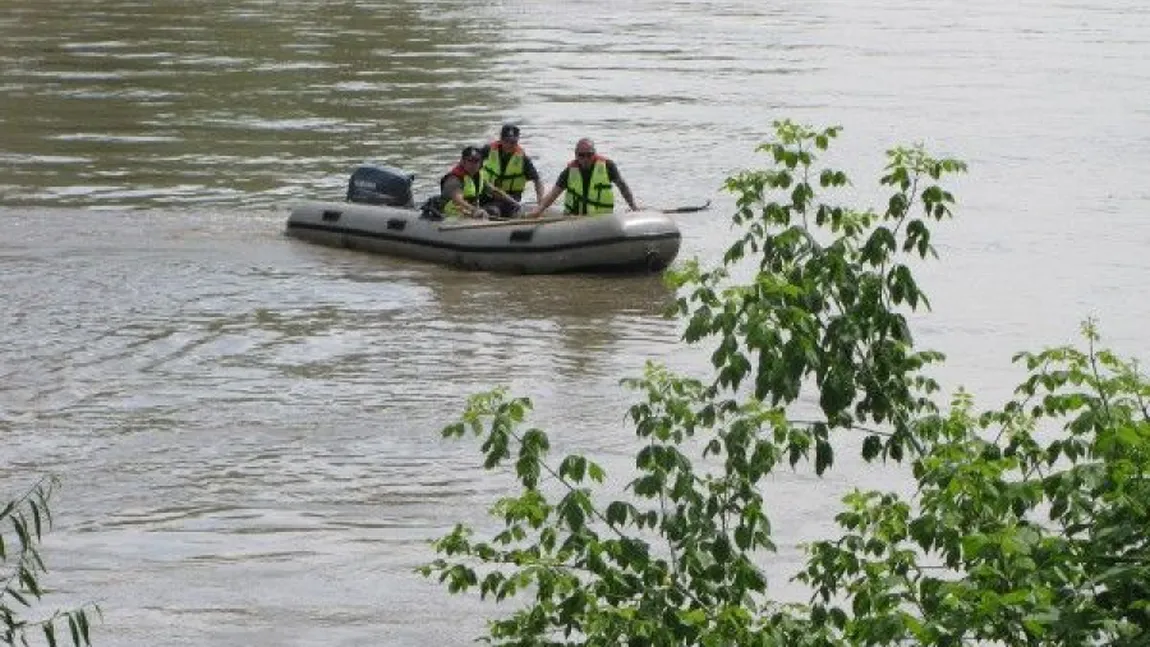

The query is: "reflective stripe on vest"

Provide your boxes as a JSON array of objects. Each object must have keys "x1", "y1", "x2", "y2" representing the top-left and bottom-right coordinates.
[
  {"x1": 564, "y1": 157, "x2": 614, "y2": 215},
  {"x1": 440, "y1": 166, "x2": 483, "y2": 218},
  {"x1": 481, "y1": 143, "x2": 527, "y2": 194}
]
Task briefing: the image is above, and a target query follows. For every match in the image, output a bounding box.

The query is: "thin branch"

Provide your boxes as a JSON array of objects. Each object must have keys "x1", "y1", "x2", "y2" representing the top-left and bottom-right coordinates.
[{"x1": 1087, "y1": 333, "x2": 1114, "y2": 427}]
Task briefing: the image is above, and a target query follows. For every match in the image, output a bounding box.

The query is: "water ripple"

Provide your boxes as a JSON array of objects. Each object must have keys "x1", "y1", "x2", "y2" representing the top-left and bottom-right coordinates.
[{"x1": 2, "y1": 1, "x2": 1150, "y2": 645}]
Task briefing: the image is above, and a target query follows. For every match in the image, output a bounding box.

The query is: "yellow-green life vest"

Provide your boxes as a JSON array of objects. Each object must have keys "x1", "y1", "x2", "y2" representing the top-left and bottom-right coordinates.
[
  {"x1": 564, "y1": 157, "x2": 614, "y2": 216},
  {"x1": 482, "y1": 144, "x2": 527, "y2": 194},
  {"x1": 441, "y1": 167, "x2": 484, "y2": 218}
]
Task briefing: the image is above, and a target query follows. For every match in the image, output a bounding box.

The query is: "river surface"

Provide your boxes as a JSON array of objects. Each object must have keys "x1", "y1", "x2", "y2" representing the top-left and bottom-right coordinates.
[{"x1": 2, "y1": 1, "x2": 1148, "y2": 645}]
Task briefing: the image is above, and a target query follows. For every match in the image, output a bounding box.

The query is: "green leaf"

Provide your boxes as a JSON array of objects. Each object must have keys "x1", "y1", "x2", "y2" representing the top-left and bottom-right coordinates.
[
  {"x1": 560, "y1": 455, "x2": 587, "y2": 482},
  {"x1": 606, "y1": 501, "x2": 632, "y2": 527},
  {"x1": 815, "y1": 439, "x2": 834, "y2": 475},
  {"x1": 79, "y1": 610, "x2": 93, "y2": 644},
  {"x1": 31, "y1": 501, "x2": 43, "y2": 539}
]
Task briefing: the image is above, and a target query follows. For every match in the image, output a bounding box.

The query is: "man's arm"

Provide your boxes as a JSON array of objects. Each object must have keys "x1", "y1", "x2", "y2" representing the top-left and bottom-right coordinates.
[
  {"x1": 524, "y1": 157, "x2": 547, "y2": 203},
  {"x1": 528, "y1": 185, "x2": 564, "y2": 217},
  {"x1": 451, "y1": 192, "x2": 481, "y2": 217},
  {"x1": 487, "y1": 184, "x2": 516, "y2": 204},
  {"x1": 608, "y1": 161, "x2": 639, "y2": 211},
  {"x1": 527, "y1": 169, "x2": 567, "y2": 217}
]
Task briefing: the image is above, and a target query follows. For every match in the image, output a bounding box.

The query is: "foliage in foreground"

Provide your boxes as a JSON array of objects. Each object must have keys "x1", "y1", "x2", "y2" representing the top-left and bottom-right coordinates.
[
  {"x1": 419, "y1": 121, "x2": 1149, "y2": 645},
  {"x1": 2, "y1": 477, "x2": 99, "y2": 647}
]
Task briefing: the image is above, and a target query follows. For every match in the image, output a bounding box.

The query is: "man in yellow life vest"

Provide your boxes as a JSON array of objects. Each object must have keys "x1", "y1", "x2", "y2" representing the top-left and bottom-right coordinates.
[
  {"x1": 526, "y1": 138, "x2": 639, "y2": 218},
  {"x1": 478, "y1": 124, "x2": 546, "y2": 218},
  {"x1": 439, "y1": 146, "x2": 517, "y2": 219}
]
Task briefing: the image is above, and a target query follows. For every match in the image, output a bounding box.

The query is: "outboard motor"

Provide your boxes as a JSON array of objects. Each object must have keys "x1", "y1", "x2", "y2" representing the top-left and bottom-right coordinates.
[{"x1": 346, "y1": 165, "x2": 415, "y2": 207}]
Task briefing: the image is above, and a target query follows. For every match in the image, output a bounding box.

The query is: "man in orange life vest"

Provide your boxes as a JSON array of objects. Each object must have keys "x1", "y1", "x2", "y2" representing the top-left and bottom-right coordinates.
[
  {"x1": 526, "y1": 138, "x2": 639, "y2": 218},
  {"x1": 438, "y1": 146, "x2": 517, "y2": 219},
  {"x1": 477, "y1": 124, "x2": 546, "y2": 218}
]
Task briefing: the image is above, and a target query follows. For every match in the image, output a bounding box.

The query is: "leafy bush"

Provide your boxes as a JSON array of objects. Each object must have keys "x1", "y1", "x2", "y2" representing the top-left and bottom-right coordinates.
[
  {"x1": 421, "y1": 121, "x2": 1149, "y2": 646},
  {"x1": 2, "y1": 477, "x2": 99, "y2": 646}
]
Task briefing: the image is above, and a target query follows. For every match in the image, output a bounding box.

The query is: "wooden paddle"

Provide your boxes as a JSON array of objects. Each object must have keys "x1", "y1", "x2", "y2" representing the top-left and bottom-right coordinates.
[
  {"x1": 438, "y1": 215, "x2": 568, "y2": 231},
  {"x1": 437, "y1": 201, "x2": 711, "y2": 229}
]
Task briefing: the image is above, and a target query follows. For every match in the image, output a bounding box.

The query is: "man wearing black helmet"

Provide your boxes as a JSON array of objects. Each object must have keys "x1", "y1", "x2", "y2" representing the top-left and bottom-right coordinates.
[
  {"x1": 439, "y1": 146, "x2": 516, "y2": 219},
  {"x1": 477, "y1": 124, "x2": 546, "y2": 218}
]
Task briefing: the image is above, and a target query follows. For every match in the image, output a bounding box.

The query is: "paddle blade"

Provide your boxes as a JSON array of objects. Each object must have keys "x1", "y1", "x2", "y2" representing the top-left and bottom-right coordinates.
[{"x1": 660, "y1": 200, "x2": 711, "y2": 214}]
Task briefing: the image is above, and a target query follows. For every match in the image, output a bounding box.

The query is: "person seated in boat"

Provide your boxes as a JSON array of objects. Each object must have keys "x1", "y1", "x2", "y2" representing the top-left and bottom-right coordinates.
[
  {"x1": 525, "y1": 138, "x2": 640, "y2": 218},
  {"x1": 477, "y1": 123, "x2": 546, "y2": 219},
  {"x1": 440, "y1": 146, "x2": 518, "y2": 219}
]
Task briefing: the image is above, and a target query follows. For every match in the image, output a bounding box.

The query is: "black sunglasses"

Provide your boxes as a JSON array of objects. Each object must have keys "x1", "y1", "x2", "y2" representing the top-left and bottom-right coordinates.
[{"x1": 575, "y1": 151, "x2": 594, "y2": 158}]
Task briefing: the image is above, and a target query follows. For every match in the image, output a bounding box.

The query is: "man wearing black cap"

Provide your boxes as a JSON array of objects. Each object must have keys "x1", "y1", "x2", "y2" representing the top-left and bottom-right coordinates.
[
  {"x1": 477, "y1": 124, "x2": 546, "y2": 218},
  {"x1": 439, "y1": 146, "x2": 517, "y2": 219}
]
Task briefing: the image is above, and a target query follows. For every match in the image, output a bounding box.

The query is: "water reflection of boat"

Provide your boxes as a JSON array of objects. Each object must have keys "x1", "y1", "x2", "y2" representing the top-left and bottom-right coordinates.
[
  {"x1": 283, "y1": 165, "x2": 681, "y2": 275},
  {"x1": 431, "y1": 272, "x2": 678, "y2": 322},
  {"x1": 426, "y1": 271, "x2": 681, "y2": 381}
]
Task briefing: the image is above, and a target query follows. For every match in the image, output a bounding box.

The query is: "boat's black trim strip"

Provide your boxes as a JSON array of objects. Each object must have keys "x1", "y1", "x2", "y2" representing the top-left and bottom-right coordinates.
[{"x1": 285, "y1": 221, "x2": 680, "y2": 255}]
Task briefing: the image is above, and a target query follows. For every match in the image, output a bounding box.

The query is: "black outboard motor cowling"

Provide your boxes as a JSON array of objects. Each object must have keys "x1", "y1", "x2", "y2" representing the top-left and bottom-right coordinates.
[{"x1": 347, "y1": 165, "x2": 415, "y2": 207}]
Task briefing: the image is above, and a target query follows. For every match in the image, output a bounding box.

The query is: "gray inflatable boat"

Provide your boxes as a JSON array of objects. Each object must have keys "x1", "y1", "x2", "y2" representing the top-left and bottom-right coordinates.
[{"x1": 284, "y1": 165, "x2": 682, "y2": 274}]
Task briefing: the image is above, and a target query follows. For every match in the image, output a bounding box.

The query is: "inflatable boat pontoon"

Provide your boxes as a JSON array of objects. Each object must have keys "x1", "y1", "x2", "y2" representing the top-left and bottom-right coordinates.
[{"x1": 284, "y1": 165, "x2": 682, "y2": 274}]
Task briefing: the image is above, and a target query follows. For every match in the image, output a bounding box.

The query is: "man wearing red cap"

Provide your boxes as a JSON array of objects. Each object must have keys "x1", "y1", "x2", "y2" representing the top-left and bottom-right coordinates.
[{"x1": 478, "y1": 123, "x2": 546, "y2": 218}]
